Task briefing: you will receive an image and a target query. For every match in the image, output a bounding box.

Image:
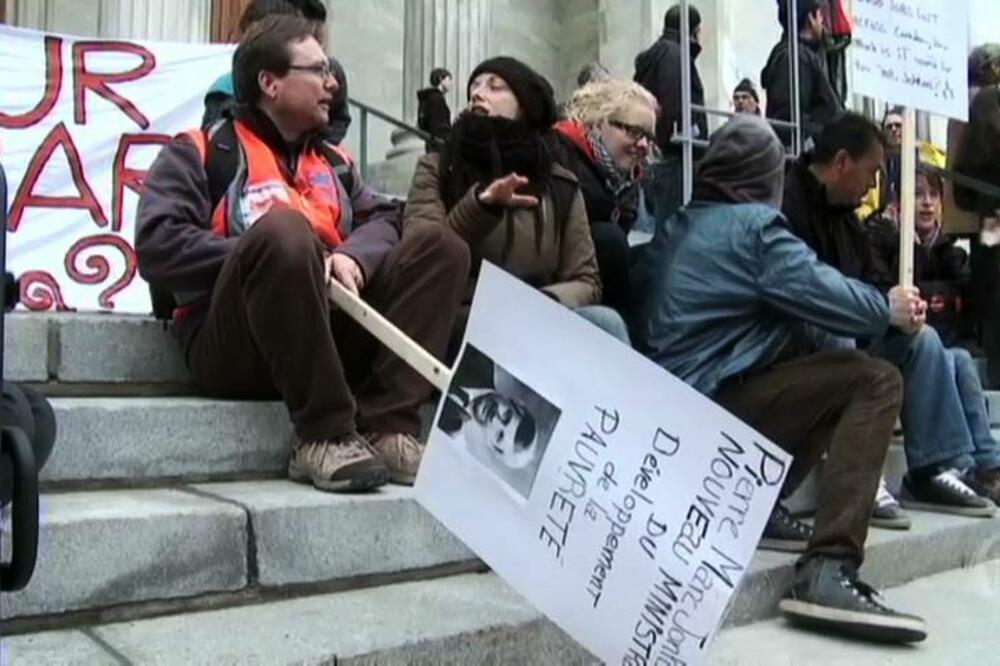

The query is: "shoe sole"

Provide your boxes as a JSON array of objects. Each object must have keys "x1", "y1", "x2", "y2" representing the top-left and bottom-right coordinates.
[
  {"x1": 758, "y1": 538, "x2": 809, "y2": 553},
  {"x1": 288, "y1": 466, "x2": 388, "y2": 493},
  {"x1": 779, "y1": 599, "x2": 927, "y2": 644},
  {"x1": 898, "y1": 499, "x2": 996, "y2": 518},
  {"x1": 388, "y1": 471, "x2": 416, "y2": 486},
  {"x1": 869, "y1": 515, "x2": 912, "y2": 530}
]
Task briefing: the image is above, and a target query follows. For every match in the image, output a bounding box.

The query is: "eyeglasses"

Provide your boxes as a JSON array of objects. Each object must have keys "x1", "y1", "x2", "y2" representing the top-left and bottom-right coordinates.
[
  {"x1": 288, "y1": 63, "x2": 334, "y2": 80},
  {"x1": 609, "y1": 120, "x2": 655, "y2": 145}
]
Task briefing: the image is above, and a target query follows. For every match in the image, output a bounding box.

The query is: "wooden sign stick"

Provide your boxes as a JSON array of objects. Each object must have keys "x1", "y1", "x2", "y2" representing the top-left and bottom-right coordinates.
[
  {"x1": 898, "y1": 107, "x2": 917, "y2": 288},
  {"x1": 328, "y1": 278, "x2": 454, "y2": 393}
]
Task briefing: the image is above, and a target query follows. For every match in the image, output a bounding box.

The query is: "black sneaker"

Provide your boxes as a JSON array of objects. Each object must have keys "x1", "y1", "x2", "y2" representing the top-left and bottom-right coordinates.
[
  {"x1": 759, "y1": 503, "x2": 813, "y2": 552},
  {"x1": 900, "y1": 468, "x2": 996, "y2": 518},
  {"x1": 779, "y1": 557, "x2": 927, "y2": 643}
]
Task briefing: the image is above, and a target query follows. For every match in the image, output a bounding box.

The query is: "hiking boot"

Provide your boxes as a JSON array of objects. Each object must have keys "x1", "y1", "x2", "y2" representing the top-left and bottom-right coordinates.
[
  {"x1": 869, "y1": 478, "x2": 911, "y2": 530},
  {"x1": 963, "y1": 466, "x2": 1000, "y2": 505},
  {"x1": 900, "y1": 468, "x2": 996, "y2": 518},
  {"x1": 779, "y1": 557, "x2": 927, "y2": 643},
  {"x1": 365, "y1": 432, "x2": 425, "y2": 486},
  {"x1": 288, "y1": 433, "x2": 388, "y2": 492},
  {"x1": 759, "y1": 503, "x2": 813, "y2": 552}
]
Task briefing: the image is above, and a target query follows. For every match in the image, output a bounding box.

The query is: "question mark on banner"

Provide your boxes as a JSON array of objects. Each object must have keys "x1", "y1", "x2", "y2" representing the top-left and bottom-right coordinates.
[
  {"x1": 18, "y1": 270, "x2": 74, "y2": 311},
  {"x1": 64, "y1": 234, "x2": 138, "y2": 310}
]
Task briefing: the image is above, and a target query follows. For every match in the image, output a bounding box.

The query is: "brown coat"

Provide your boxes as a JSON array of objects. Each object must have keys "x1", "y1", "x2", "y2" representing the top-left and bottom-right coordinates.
[{"x1": 403, "y1": 153, "x2": 601, "y2": 308}]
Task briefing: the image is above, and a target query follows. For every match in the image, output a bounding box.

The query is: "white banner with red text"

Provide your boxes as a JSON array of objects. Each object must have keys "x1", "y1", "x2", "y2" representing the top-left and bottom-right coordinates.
[{"x1": 0, "y1": 24, "x2": 232, "y2": 313}]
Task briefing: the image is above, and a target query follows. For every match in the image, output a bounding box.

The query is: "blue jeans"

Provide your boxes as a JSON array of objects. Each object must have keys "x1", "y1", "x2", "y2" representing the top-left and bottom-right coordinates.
[
  {"x1": 576, "y1": 306, "x2": 631, "y2": 346},
  {"x1": 868, "y1": 328, "x2": 979, "y2": 471},
  {"x1": 951, "y1": 348, "x2": 1000, "y2": 469},
  {"x1": 642, "y1": 154, "x2": 684, "y2": 228}
]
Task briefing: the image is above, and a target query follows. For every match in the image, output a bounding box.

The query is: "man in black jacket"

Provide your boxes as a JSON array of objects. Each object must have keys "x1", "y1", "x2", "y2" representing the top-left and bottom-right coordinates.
[
  {"x1": 761, "y1": 0, "x2": 843, "y2": 146},
  {"x1": 416, "y1": 68, "x2": 452, "y2": 153},
  {"x1": 634, "y1": 4, "x2": 707, "y2": 226},
  {"x1": 783, "y1": 113, "x2": 999, "y2": 517}
]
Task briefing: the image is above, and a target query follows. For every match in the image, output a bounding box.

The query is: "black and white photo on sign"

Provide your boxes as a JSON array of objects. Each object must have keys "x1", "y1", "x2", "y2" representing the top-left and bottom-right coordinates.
[{"x1": 436, "y1": 343, "x2": 561, "y2": 500}]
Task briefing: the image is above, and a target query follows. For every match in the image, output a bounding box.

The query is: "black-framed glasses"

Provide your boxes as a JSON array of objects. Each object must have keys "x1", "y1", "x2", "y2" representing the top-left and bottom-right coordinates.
[
  {"x1": 288, "y1": 63, "x2": 334, "y2": 79},
  {"x1": 609, "y1": 120, "x2": 655, "y2": 145}
]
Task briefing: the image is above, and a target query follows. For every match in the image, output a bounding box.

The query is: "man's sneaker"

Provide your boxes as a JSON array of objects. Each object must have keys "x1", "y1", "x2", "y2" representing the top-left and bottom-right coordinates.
[
  {"x1": 963, "y1": 466, "x2": 1000, "y2": 505},
  {"x1": 759, "y1": 503, "x2": 813, "y2": 552},
  {"x1": 288, "y1": 433, "x2": 388, "y2": 492},
  {"x1": 365, "y1": 432, "x2": 425, "y2": 486},
  {"x1": 869, "y1": 478, "x2": 911, "y2": 530},
  {"x1": 900, "y1": 468, "x2": 996, "y2": 517},
  {"x1": 779, "y1": 557, "x2": 927, "y2": 643}
]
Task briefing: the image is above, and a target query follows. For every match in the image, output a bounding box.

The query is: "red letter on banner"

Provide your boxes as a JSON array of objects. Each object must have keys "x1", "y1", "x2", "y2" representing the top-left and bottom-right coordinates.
[
  {"x1": 72, "y1": 41, "x2": 156, "y2": 129},
  {"x1": 0, "y1": 35, "x2": 63, "y2": 129},
  {"x1": 111, "y1": 133, "x2": 171, "y2": 231},
  {"x1": 7, "y1": 122, "x2": 109, "y2": 232}
]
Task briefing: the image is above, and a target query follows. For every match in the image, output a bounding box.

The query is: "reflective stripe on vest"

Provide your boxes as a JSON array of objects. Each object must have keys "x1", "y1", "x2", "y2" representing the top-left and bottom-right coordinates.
[{"x1": 182, "y1": 120, "x2": 346, "y2": 247}]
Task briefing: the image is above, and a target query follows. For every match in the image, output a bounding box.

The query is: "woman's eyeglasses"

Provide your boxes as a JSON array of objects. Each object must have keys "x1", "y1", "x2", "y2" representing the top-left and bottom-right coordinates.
[{"x1": 609, "y1": 120, "x2": 655, "y2": 145}]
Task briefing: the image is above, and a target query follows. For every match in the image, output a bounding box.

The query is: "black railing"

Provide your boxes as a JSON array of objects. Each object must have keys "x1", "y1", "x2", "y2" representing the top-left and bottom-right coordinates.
[{"x1": 347, "y1": 98, "x2": 434, "y2": 180}]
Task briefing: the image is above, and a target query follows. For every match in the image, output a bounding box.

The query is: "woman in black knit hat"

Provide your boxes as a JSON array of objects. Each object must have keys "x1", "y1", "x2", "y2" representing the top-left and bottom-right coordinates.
[{"x1": 405, "y1": 57, "x2": 628, "y2": 342}]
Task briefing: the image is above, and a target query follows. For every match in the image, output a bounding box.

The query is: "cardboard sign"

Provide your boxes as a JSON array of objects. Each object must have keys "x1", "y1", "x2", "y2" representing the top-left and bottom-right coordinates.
[
  {"x1": 0, "y1": 25, "x2": 232, "y2": 313},
  {"x1": 416, "y1": 264, "x2": 791, "y2": 665},
  {"x1": 851, "y1": 0, "x2": 968, "y2": 120}
]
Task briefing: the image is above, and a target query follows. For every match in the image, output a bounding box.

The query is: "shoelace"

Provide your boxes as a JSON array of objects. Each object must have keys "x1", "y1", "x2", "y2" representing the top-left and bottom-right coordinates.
[
  {"x1": 837, "y1": 565, "x2": 890, "y2": 611},
  {"x1": 936, "y1": 468, "x2": 980, "y2": 498},
  {"x1": 773, "y1": 506, "x2": 811, "y2": 536}
]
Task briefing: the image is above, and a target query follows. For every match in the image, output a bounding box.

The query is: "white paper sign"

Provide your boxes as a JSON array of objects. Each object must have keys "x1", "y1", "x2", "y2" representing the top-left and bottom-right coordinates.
[
  {"x1": 851, "y1": 0, "x2": 968, "y2": 120},
  {"x1": 416, "y1": 264, "x2": 791, "y2": 666},
  {"x1": 850, "y1": 0, "x2": 969, "y2": 120},
  {"x1": 0, "y1": 25, "x2": 233, "y2": 313}
]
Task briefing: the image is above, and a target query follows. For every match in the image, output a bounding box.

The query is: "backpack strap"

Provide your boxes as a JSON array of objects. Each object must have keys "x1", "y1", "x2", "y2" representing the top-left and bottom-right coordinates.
[{"x1": 204, "y1": 120, "x2": 239, "y2": 211}]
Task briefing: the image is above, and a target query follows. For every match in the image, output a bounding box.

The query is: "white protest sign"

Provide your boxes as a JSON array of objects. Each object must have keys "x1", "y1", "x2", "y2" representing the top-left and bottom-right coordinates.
[
  {"x1": 851, "y1": 0, "x2": 969, "y2": 121},
  {"x1": 0, "y1": 25, "x2": 233, "y2": 313},
  {"x1": 416, "y1": 264, "x2": 791, "y2": 666}
]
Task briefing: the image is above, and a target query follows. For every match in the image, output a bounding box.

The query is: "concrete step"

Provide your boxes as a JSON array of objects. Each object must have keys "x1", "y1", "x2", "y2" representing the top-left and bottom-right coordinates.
[
  {"x1": 1, "y1": 481, "x2": 474, "y2": 622},
  {"x1": 44, "y1": 397, "x2": 288, "y2": 485},
  {"x1": 6, "y1": 313, "x2": 190, "y2": 387},
  {"x1": 6, "y1": 511, "x2": 1000, "y2": 664},
  {"x1": 0, "y1": 573, "x2": 593, "y2": 665},
  {"x1": 709, "y1": 559, "x2": 1000, "y2": 665}
]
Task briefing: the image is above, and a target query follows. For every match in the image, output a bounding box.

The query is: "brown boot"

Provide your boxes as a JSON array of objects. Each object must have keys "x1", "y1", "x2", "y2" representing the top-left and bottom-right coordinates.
[
  {"x1": 365, "y1": 433, "x2": 425, "y2": 486},
  {"x1": 288, "y1": 432, "x2": 387, "y2": 492}
]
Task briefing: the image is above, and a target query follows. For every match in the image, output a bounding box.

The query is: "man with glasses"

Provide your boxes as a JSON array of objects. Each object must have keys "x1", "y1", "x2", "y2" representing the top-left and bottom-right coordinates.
[{"x1": 136, "y1": 16, "x2": 470, "y2": 493}]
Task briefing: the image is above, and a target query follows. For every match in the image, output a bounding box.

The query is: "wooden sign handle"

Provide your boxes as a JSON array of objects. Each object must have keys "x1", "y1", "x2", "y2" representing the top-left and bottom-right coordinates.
[
  {"x1": 328, "y1": 278, "x2": 454, "y2": 393},
  {"x1": 898, "y1": 107, "x2": 917, "y2": 288}
]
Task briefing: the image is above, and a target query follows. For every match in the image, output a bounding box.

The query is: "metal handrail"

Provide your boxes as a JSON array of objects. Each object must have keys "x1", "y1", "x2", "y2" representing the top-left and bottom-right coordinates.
[{"x1": 346, "y1": 97, "x2": 442, "y2": 179}]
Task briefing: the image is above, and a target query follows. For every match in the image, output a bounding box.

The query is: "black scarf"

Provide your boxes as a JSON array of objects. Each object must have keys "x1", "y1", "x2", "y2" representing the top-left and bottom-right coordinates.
[{"x1": 438, "y1": 112, "x2": 555, "y2": 258}]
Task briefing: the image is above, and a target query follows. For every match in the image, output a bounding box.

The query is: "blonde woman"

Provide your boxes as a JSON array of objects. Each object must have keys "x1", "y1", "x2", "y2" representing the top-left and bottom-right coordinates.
[{"x1": 553, "y1": 79, "x2": 657, "y2": 312}]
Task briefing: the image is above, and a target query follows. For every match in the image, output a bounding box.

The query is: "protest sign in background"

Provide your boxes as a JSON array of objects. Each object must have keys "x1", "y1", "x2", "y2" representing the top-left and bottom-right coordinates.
[
  {"x1": 417, "y1": 264, "x2": 791, "y2": 666},
  {"x1": 0, "y1": 25, "x2": 232, "y2": 313},
  {"x1": 851, "y1": 0, "x2": 969, "y2": 120}
]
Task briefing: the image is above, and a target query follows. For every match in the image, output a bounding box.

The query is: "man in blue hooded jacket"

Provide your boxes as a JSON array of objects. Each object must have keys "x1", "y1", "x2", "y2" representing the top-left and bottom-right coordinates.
[{"x1": 630, "y1": 115, "x2": 927, "y2": 643}]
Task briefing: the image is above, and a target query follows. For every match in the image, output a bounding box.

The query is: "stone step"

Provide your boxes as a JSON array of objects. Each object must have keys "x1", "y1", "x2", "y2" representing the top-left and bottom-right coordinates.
[
  {"x1": 0, "y1": 574, "x2": 592, "y2": 665},
  {"x1": 44, "y1": 397, "x2": 288, "y2": 485},
  {"x1": 709, "y1": 559, "x2": 1000, "y2": 665},
  {"x1": 6, "y1": 313, "x2": 190, "y2": 388},
  {"x1": 6, "y1": 511, "x2": 1000, "y2": 664},
  {"x1": 1, "y1": 481, "x2": 474, "y2": 622}
]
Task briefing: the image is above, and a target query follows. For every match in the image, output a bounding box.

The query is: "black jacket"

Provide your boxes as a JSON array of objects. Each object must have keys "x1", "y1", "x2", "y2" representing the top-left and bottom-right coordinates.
[
  {"x1": 202, "y1": 56, "x2": 352, "y2": 145},
  {"x1": 761, "y1": 35, "x2": 843, "y2": 143},
  {"x1": 551, "y1": 129, "x2": 638, "y2": 230},
  {"x1": 416, "y1": 87, "x2": 452, "y2": 146},
  {"x1": 782, "y1": 158, "x2": 893, "y2": 292},
  {"x1": 955, "y1": 84, "x2": 1000, "y2": 216},
  {"x1": 634, "y1": 29, "x2": 707, "y2": 154}
]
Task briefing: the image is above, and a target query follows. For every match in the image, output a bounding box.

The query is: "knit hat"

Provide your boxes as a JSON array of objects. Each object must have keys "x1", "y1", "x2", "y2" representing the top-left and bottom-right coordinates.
[
  {"x1": 734, "y1": 78, "x2": 760, "y2": 103},
  {"x1": 777, "y1": 0, "x2": 821, "y2": 32},
  {"x1": 693, "y1": 115, "x2": 785, "y2": 210},
  {"x1": 467, "y1": 57, "x2": 558, "y2": 130}
]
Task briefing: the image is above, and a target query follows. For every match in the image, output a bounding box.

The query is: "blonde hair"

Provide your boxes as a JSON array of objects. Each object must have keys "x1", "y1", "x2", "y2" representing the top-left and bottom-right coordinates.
[{"x1": 567, "y1": 78, "x2": 658, "y2": 128}]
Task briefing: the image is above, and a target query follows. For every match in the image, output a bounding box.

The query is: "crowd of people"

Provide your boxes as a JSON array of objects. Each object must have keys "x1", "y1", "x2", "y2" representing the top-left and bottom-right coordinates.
[{"x1": 132, "y1": 0, "x2": 1000, "y2": 650}]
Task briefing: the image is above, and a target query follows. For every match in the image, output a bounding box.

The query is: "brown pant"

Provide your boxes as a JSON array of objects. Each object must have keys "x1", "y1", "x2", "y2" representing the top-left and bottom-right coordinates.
[
  {"x1": 185, "y1": 210, "x2": 470, "y2": 441},
  {"x1": 715, "y1": 350, "x2": 902, "y2": 566}
]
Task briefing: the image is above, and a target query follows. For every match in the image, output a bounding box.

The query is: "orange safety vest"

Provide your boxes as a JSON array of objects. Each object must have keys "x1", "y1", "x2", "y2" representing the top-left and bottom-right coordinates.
[{"x1": 183, "y1": 119, "x2": 350, "y2": 248}]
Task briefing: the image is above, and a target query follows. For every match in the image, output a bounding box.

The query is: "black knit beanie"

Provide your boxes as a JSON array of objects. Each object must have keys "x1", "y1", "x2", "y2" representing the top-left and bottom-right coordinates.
[
  {"x1": 467, "y1": 57, "x2": 557, "y2": 130},
  {"x1": 734, "y1": 78, "x2": 760, "y2": 103}
]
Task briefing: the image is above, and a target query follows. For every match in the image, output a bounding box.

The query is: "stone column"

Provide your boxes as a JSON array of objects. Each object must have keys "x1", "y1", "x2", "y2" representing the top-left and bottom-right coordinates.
[{"x1": 402, "y1": 0, "x2": 493, "y2": 124}]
